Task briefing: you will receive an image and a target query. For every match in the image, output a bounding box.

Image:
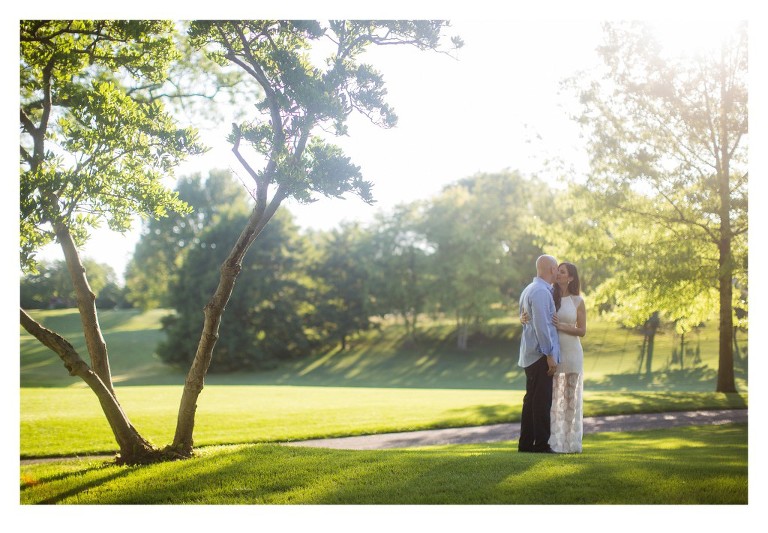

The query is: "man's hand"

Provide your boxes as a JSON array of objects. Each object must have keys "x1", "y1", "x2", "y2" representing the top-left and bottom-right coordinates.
[{"x1": 546, "y1": 355, "x2": 557, "y2": 376}]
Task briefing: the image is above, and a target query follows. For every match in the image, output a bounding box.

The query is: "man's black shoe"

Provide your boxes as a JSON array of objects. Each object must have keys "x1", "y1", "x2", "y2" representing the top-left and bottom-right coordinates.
[{"x1": 533, "y1": 447, "x2": 557, "y2": 454}]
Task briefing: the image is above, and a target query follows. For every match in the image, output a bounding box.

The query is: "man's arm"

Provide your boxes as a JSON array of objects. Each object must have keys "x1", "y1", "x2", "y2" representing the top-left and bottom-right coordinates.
[{"x1": 530, "y1": 288, "x2": 557, "y2": 359}]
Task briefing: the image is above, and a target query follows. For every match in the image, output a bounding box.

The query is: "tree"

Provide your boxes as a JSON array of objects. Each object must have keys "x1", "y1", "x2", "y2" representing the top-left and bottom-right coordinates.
[
  {"x1": 167, "y1": 20, "x2": 460, "y2": 456},
  {"x1": 124, "y1": 170, "x2": 250, "y2": 309},
  {"x1": 561, "y1": 22, "x2": 747, "y2": 392},
  {"x1": 20, "y1": 20, "x2": 204, "y2": 463},
  {"x1": 310, "y1": 222, "x2": 374, "y2": 350},
  {"x1": 159, "y1": 209, "x2": 315, "y2": 371},
  {"x1": 21, "y1": 19, "x2": 458, "y2": 462},
  {"x1": 422, "y1": 171, "x2": 551, "y2": 349},
  {"x1": 366, "y1": 203, "x2": 431, "y2": 340},
  {"x1": 21, "y1": 258, "x2": 120, "y2": 309}
]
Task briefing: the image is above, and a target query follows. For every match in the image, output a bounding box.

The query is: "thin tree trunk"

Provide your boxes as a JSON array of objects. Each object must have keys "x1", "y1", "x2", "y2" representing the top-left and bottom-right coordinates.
[
  {"x1": 716, "y1": 52, "x2": 736, "y2": 393},
  {"x1": 717, "y1": 237, "x2": 735, "y2": 392},
  {"x1": 20, "y1": 309, "x2": 161, "y2": 464},
  {"x1": 172, "y1": 191, "x2": 285, "y2": 455},
  {"x1": 54, "y1": 222, "x2": 114, "y2": 394},
  {"x1": 645, "y1": 331, "x2": 655, "y2": 377},
  {"x1": 679, "y1": 332, "x2": 685, "y2": 371},
  {"x1": 637, "y1": 334, "x2": 647, "y2": 374},
  {"x1": 456, "y1": 321, "x2": 468, "y2": 350}
]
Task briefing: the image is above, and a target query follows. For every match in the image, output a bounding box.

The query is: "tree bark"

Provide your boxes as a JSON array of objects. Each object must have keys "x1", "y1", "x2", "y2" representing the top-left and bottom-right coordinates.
[
  {"x1": 716, "y1": 235, "x2": 735, "y2": 392},
  {"x1": 172, "y1": 191, "x2": 285, "y2": 455},
  {"x1": 54, "y1": 222, "x2": 114, "y2": 394},
  {"x1": 715, "y1": 51, "x2": 736, "y2": 393},
  {"x1": 20, "y1": 309, "x2": 162, "y2": 464}
]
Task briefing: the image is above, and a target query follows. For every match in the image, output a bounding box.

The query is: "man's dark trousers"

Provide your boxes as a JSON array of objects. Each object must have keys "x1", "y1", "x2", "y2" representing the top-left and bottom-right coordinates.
[{"x1": 518, "y1": 355, "x2": 553, "y2": 452}]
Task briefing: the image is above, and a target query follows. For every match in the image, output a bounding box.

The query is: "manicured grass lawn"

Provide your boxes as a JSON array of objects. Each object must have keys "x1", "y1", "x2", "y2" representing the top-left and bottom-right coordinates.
[
  {"x1": 19, "y1": 309, "x2": 749, "y2": 458},
  {"x1": 19, "y1": 309, "x2": 750, "y2": 508},
  {"x1": 19, "y1": 424, "x2": 747, "y2": 504},
  {"x1": 20, "y1": 385, "x2": 747, "y2": 458},
  {"x1": 20, "y1": 308, "x2": 180, "y2": 387}
]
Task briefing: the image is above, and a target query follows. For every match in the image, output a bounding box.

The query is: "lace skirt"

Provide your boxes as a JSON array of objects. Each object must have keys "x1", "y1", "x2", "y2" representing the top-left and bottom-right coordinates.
[{"x1": 549, "y1": 372, "x2": 583, "y2": 453}]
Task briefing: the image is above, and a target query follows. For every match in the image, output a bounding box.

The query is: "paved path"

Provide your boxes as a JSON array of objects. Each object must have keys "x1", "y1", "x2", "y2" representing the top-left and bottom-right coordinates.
[
  {"x1": 285, "y1": 409, "x2": 748, "y2": 450},
  {"x1": 21, "y1": 409, "x2": 747, "y2": 464}
]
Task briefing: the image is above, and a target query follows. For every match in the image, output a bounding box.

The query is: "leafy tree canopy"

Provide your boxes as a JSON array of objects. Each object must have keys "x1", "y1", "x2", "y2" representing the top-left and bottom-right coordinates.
[{"x1": 20, "y1": 20, "x2": 206, "y2": 272}]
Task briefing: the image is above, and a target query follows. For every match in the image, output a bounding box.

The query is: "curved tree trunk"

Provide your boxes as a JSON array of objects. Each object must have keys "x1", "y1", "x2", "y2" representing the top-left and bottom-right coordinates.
[
  {"x1": 20, "y1": 309, "x2": 162, "y2": 464},
  {"x1": 54, "y1": 222, "x2": 114, "y2": 395},
  {"x1": 172, "y1": 191, "x2": 286, "y2": 455}
]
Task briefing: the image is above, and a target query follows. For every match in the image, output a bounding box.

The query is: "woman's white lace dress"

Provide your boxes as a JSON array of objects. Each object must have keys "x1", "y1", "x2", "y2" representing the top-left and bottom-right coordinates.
[{"x1": 550, "y1": 295, "x2": 583, "y2": 453}]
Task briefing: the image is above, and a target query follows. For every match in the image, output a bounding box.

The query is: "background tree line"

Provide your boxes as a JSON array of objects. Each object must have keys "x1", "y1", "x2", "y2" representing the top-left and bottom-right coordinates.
[{"x1": 125, "y1": 169, "x2": 555, "y2": 370}]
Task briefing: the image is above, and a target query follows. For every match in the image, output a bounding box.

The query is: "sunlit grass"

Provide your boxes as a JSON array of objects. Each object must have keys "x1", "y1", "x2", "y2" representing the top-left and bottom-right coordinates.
[
  {"x1": 20, "y1": 385, "x2": 747, "y2": 457},
  {"x1": 20, "y1": 308, "x2": 748, "y2": 458},
  {"x1": 19, "y1": 424, "x2": 747, "y2": 505}
]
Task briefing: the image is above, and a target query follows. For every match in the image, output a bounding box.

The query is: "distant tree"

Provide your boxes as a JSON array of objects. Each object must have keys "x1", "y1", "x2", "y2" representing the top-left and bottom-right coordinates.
[
  {"x1": 561, "y1": 22, "x2": 747, "y2": 392},
  {"x1": 310, "y1": 222, "x2": 374, "y2": 351},
  {"x1": 422, "y1": 171, "x2": 552, "y2": 349},
  {"x1": 366, "y1": 203, "x2": 430, "y2": 340},
  {"x1": 159, "y1": 209, "x2": 314, "y2": 371},
  {"x1": 124, "y1": 170, "x2": 250, "y2": 309},
  {"x1": 95, "y1": 280, "x2": 130, "y2": 310}
]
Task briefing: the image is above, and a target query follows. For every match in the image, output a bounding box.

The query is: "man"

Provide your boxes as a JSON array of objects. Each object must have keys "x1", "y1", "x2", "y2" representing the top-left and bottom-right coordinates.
[{"x1": 517, "y1": 254, "x2": 561, "y2": 453}]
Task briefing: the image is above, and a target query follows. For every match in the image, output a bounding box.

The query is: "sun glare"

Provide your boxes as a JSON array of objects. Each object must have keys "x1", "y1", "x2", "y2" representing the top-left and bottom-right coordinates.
[{"x1": 648, "y1": 20, "x2": 744, "y2": 57}]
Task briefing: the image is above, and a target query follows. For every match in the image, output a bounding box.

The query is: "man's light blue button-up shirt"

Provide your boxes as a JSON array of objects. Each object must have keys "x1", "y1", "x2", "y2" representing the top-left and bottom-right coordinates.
[{"x1": 518, "y1": 276, "x2": 561, "y2": 368}]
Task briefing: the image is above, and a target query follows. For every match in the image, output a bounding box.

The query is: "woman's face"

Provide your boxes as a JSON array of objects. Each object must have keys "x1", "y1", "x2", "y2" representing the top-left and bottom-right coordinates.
[{"x1": 556, "y1": 264, "x2": 572, "y2": 286}]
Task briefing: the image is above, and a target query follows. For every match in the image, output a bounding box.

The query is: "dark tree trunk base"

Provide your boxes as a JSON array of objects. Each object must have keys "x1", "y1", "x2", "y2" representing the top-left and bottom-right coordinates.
[{"x1": 115, "y1": 445, "x2": 194, "y2": 466}]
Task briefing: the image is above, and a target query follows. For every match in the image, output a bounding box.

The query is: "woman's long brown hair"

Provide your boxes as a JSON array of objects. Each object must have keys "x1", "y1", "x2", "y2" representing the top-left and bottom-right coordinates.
[{"x1": 553, "y1": 262, "x2": 580, "y2": 311}]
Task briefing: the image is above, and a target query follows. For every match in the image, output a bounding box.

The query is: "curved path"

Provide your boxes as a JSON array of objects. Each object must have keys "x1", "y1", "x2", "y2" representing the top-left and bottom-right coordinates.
[
  {"x1": 285, "y1": 409, "x2": 748, "y2": 450},
  {"x1": 21, "y1": 409, "x2": 747, "y2": 464}
]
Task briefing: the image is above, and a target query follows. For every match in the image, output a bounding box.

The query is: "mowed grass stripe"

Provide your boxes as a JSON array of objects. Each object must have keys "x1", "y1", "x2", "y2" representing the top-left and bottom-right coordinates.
[
  {"x1": 20, "y1": 386, "x2": 747, "y2": 457},
  {"x1": 19, "y1": 424, "x2": 748, "y2": 505}
]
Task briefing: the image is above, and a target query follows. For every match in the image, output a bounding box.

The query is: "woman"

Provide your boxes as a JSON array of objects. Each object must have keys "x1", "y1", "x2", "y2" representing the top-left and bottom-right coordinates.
[{"x1": 521, "y1": 262, "x2": 587, "y2": 453}]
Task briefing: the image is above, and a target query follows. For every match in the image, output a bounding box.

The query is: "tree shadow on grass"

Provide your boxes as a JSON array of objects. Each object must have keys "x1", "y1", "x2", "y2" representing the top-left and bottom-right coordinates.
[
  {"x1": 202, "y1": 328, "x2": 528, "y2": 390},
  {"x1": 583, "y1": 391, "x2": 747, "y2": 416},
  {"x1": 21, "y1": 425, "x2": 747, "y2": 504},
  {"x1": 22, "y1": 462, "x2": 132, "y2": 504},
  {"x1": 585, "y1": 361, "x2": 748, "y2": 393}
]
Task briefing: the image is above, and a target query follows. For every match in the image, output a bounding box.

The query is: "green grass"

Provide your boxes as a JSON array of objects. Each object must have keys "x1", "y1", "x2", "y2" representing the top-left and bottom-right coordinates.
[
  {"x1": 19, "y1": 308, "x2": 749, "y2": 458},
  {"x1": 19, "y1": 424, "x2": 747, "y2": 504},
  {"x1": 20, "y1": 385, "x2": 748, "y2": 458},
  {"x1": 20, "y1": 308, "x2": 180, "y2": 387}
]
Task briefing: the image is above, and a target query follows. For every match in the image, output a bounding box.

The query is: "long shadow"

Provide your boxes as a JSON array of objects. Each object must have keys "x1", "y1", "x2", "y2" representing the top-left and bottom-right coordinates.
[
  {"x1": 24, "y1": 463, "x2": 133, "y2": 504},
  {"x1": 204, "y1": 329, "x2": 529, "y2": 390},
  {"x1": 585, "y1": 361, "x2": 749, "y2": 393},
  {"x1": 28, "y1": 424, "x2": 745, "y2": 504}
]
